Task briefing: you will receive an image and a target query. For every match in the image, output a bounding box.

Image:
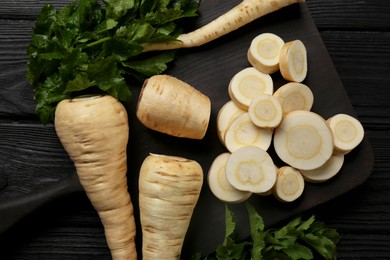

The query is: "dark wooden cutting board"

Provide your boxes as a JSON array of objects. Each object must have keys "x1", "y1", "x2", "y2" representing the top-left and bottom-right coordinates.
[{"x1": 0, "y1": 0, "x2": 374, "y2": 258}]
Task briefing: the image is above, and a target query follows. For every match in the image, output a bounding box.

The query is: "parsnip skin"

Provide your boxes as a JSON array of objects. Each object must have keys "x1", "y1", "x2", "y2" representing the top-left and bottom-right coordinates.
[
  {"x1": 143, "y1": 0, "x2": 305, "y2": 52},
  {"x1": 55, "y1": 95, "x2": 136, "y2": 260},
  {"x1": 139, "y1": 154, "x2": 203, "y2": 260},
  {"x1": 137, "y1": 75, "x2": 211, "y2": 139}
]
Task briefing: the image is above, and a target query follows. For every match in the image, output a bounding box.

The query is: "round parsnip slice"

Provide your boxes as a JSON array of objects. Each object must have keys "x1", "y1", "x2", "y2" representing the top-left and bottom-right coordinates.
[
  {"x1": 248, "y1": 94, "x2": 283, "y2": 128},
  {"x1": 300, "y1": 152, "x2": 345, "y2": 183},
  {"x1": 208, "y1": 153, "x2": 252, "y2": 203},
  {"x1": 217, "y1": 100, "x2": 246, "y2": 144},
  {"x1": 273, "y1": 111, "x2": 334, "y2": 170},
  {"x1": 224, "y1": 113, "x2": 273, "y2": 153},
  {"x1": 279, "y1": 40, "x2": 307, "y2": 82},
  {"x1": 273, "y1": 166, "x2": 305, "y2": 202},
  {"x1": 228, "y1": 67, "x2": 273, "y2": 110},
  {"x1": 225, "y1": 146, "x2": 277, "y2": 193},
  {"x1": 247, "y1": 33, "x2": 285, "y2": 74},
  {"x1": 273, "y1": 82, "x2": 314, "y2": 115},
  {"x1": 326, "y1": 113, "x2": 364, "y2": 154}
]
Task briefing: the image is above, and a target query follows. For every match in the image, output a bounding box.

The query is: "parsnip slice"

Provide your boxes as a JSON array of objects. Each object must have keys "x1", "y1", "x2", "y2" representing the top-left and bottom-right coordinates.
[
  {"x1": 248, "y1": 94, "x2": 283, "y2": 128},
  {"x1": 217, "y1": 100, "x2": 246, "y2": 144},
  {"x1": 279, "y1": 40, "x2": 307, "y2": 82},
  {"x1": 273, "y1": 166, "x2": 305, "y2": 202},
  {"x1": 326, "y1": 113, "x2": 365, "y2": 154},
  {"x1": 224, "y1": 113, "x2": 273, "y2": 153},
  {"x1": 273, "y1": 82, "x2": 314, "y2": 115},
  {"x1": 273, "y1": 111, "x2": 334, "y2": 170},
  {"x1": 225, "y1": 146, "x2": 277, "y2": 193},
  {"x1": 300, "y1": 153, "x2": 345, "y2": 183},
  {"x1": 247, "y1": 33, "x2": 285, "y2": 74},
  {"x1": 228, "y1": 67, "x2": 273, "y2": 110},
  {"x1": 208, "y1": 153, "x2": 252, "y2": 203}
]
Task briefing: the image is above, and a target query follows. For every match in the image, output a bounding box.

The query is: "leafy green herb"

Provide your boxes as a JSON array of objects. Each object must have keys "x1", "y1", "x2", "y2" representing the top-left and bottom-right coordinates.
[
  {"x1": 193, "y1": 204, "x2": 340, "y2": 260},
  {"x1": 27, "y1": 0, "x2": 200, "y2": 124}
]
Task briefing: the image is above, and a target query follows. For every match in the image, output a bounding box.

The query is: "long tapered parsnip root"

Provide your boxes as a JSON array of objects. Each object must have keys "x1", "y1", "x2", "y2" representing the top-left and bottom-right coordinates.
[
  {"x1": 273, "y1": 110, "x2": 334, "y2": 170},
  {"x1": 248, "y1": 94, "x2": 283, "y2": 128},
  {"x1": 300, "y1": 153, "x2": 345, "y2": 183},
  {"x1": 225, "y1": 146, "x2": 277, "y2": 193},
  {"x1": 54, "y1": 95, "x2": 136, "y2": 260},
  {"x1": 142, "y1": 0, "x2": 304, "y2": 52},
  {"x1": 217, "y1": 100, "x2": 246, "y2": 144},
  {"x1": 136, "y1": 75, "x2": 211, "y2": 139},
  {"x1": 139, "y1": 153, "x2": 203, "y2": 259},
  {"x1": 273, "y1": 82, "x2": 314, "y2": 115},
  {"x1": 228, "y1": 67, "x2": 273, "y2": 110},
  {"x1": 208, "y1": 153, "x2": 252, "y2": 203},
  {"x1": 224, "y1": 113, "x2": 273, "y2": 153},
  {"x1": 279, "y1": 40, "x2": 308, "y2": 82},
  {"x1": 248, "y1": 33, "x2": 285, "y2": 74},
  {"x1": 326, "y1": 113, "x2": 365, "y2": 154},
  {"x1": 273, "y1": 166, "x2": 305, "y2": 202}
]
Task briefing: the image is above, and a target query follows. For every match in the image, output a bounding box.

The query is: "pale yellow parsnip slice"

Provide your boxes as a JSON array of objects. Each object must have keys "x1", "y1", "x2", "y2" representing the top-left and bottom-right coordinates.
[
  {"x1": 279, "y1": 40, "x2": 307, "y2": 83},
  {"x1": 273, "y1": 111, "x2": 334, "y2": 170},
  {"x1": 327, "y1": 113, "x2": 365, "y2": 154},
  {"x1": 300, "y1": 152, "x2": 345, "y2": 183},
  {"x1": 217, "y1": 100, "x2": 246, "y2": 144},
  {"x1": 273, "y1": 166, "x2": 305, "y2": 202},
  {"x1": 273, "y1": 82, "x2": 314, "y2": 115},
  {"x1": 224, "y1": 113, "x2": 273, "y2": 153},
  {"x1": 247, "y1": 33, "x2": 285, "y2": 74},
  {"x1": 208, "y1": 153, "x2": 252, "y2": 203},
  {"x1": 228, "y1": 67, "x2": 273, "y2": 110},
  {"x1": 248, "y1": 94, "x2": 283, "y2": 128},
  {"x1": 225, "y1": 146, "x2": 277, "y2": 194}
]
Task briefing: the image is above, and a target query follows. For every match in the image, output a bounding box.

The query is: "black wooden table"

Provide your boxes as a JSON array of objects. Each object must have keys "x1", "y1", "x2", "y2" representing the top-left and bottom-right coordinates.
[{"x1": 0, "y1": 0, "x2": 389, "y2": 259}]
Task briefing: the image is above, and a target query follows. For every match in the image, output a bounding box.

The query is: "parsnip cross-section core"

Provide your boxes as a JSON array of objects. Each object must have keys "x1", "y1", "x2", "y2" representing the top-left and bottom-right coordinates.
[{"x1": 273, "y1": 111, "x2": 334, "y2": 170}]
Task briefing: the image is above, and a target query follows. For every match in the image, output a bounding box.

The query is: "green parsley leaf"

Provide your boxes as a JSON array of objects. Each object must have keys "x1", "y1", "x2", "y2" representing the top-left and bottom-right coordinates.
[
  {"x1": 27, "y1": 0, "x2": 200, "y2": 124},
  {"x1": 195, "y1": 204, "x2": 340, "y2": 260}
]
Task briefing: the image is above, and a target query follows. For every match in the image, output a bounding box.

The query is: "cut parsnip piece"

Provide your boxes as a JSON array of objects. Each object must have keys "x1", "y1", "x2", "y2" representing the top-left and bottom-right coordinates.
[
  {"x1": 247, "y1": 33, "x2": 285, "y2": 74},
  {"x1": 273, "y1": 111, "x2": 334, "y2": 170},
  {"x1": 248, "y1": 94, "x2": 283, "y2": 128},
  {"x1": 208, "y1": 153, "x2": 252, "y2": 203},
  {"x1": 217, "y1": 101, "x2": 246, "y2": 144},
  {"x1": 279, "y1": 40, "x2": 307, "y2": 82},
  {"x1": 136, "y1": 75, "x2": 211, "y2": 139},
  {"x1": 224, "y1": 113, "x2": 273, "y2": 153},
  {"x1": 228, "y1": 67, "x2": 273, "y2": 110},
  {"x1": 300, "y1": 153, "x2": 345, "y2": 183},
  {"x1": 225, "y1": 146, "x2": 277, "y2": 194},
  {"x1": 273, "y1": 82, "x2": 314, "y2": 115},
  {"x1": 327, "y1": 113, "x2": 365, "y2": 154},
  {"x1": 273, "y1": 166, "x2": 305, "y2": 202}
]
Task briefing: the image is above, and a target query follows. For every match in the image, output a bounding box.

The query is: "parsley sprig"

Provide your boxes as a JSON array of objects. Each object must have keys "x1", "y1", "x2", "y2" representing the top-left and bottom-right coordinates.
[
  {"x1": 27, "y1": 0, "x2": 200, "y2": 124},
  {"x1": 194, "y1": 204, "x2": 340, "y2": 260}
]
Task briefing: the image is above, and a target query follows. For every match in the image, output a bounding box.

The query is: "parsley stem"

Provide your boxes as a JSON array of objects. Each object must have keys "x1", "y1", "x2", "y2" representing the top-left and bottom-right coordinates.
[{"x1": 85, "y1": 37, "x2": 111, "y2": 48}]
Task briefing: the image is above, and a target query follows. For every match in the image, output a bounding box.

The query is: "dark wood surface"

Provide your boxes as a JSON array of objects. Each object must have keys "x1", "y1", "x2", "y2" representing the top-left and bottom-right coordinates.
[{"x1": 0, "y1": 0, "x2": 389, "y2": 259}]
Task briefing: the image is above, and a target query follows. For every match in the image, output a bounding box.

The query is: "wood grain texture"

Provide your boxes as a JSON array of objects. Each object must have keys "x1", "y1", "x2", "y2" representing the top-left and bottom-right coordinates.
[{"x1": 0, "y1": 0, "x2": 389, "y2": 259}]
